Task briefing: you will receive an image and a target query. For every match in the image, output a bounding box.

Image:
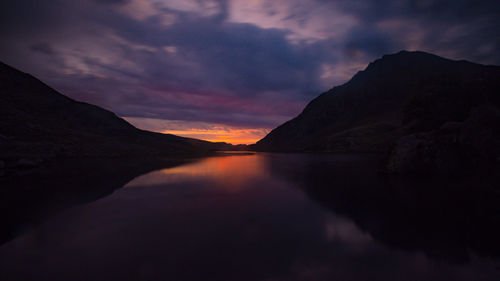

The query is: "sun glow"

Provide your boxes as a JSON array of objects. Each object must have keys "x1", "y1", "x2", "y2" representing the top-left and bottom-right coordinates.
[
  {"x1": 160, "y1": 128, "x2": 266, "y2": 144},
  {"x1": 124, "y1": 117, "x2": 269, "y2": 145}
]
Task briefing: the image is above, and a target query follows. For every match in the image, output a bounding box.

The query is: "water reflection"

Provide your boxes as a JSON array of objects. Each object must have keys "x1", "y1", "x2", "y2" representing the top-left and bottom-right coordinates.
[
  {"x1": 267, "y1": 153, "x2": 500, "y2": 263},
  {"x1": 126, "y1": 153, "x2": 269, "y2": 191},
  {"x1": 0, "y1": 153, "x2": 499, "y2": 281},
  {"x1": 0, "y1": 158, "x2": 185, "y2": 245}
]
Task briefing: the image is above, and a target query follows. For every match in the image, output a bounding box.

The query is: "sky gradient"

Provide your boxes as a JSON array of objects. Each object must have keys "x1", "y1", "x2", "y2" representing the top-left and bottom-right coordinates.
[{"x1": 1, "y1": 0, "x2": 499, "y2": 144}]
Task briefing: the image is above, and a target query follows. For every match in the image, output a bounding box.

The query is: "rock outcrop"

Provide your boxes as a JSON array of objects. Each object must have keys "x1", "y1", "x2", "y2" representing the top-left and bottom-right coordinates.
[{"x1": 386, "y1": 105, "x2": 500, "y2": 175}]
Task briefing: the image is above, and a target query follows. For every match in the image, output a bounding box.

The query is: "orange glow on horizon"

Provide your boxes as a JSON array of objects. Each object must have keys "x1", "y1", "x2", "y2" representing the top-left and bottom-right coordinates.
[
  {"x1": 123, "y1": 117, "x2": 269, "y2": 145},
  {"x1": 160, "y1": 128, "x2": 267, "y2": 145}
]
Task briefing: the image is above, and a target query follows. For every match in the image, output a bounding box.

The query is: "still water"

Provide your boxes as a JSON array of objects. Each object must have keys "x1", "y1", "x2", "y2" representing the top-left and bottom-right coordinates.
[{"x1": 1, "y1": 153, "x2": 499, "y2": 281}]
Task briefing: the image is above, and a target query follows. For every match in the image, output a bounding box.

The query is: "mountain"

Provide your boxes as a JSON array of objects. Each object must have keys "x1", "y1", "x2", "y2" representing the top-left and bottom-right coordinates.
[
  {"x1": 0, "y1": 62, "x2": 235, "y2": 168},
  {"x1": 252, "y1": 51, "x2": 500, "y2": 174}
]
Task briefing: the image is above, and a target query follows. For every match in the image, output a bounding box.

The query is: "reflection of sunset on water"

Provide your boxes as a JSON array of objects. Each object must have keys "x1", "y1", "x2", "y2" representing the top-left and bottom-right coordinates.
[{"x1": 125, "y1": 154, "x2": 269, "y2": 191}]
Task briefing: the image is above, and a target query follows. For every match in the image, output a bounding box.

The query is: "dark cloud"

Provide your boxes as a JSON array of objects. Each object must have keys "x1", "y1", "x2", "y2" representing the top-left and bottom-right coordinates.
[
  {"x1": 333, "y1": 0, "x2": 500, "y2": 22},
  {"x1": 1, "y1": 0, "x2": 499, "y2": 130},
  {"x1": 30, "y1": 43, "x2": 56, "y2": 55},
  {"x1": 93, "y1": 0, "x2": 128, "y2": 4},
  {"x1": 343, "y1": 27, "x2": 398, "y2": 57}
]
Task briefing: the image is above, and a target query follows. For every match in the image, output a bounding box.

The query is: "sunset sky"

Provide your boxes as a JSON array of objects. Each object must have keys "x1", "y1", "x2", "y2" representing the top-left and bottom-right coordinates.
[{"x1": 1, "y1": 0, "x2": 499, "y2": 144}]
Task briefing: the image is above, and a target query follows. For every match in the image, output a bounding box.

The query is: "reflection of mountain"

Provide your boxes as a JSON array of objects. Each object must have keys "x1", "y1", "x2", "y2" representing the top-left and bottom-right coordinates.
[
  {"x1": 253, "y1": 51, "x2": 500, "y2": 174},
  {"x1": 0, "y1": 62, "x2": 237, "y2": 168},
  {"x1": 1, "y1": 153, "x2": 498, "y2": 281},
  {"x1": 264, "y1": 153, "x2": 500, "y2": 262},
  {"x1": 0, "y1": 158, "x2": 186, "y2": 245}
]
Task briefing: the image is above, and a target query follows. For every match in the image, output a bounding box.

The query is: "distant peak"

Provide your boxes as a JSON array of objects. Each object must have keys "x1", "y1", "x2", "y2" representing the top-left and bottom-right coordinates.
[
  {"x1": 380, "y1": 50, "x2": 445, "y2": 60},
  {"x1": 360, "y1": 50, "x2": 459, "y2": 74},
  {"x1": 393, "y1": 50, "x2": 412, "y2": 55}
]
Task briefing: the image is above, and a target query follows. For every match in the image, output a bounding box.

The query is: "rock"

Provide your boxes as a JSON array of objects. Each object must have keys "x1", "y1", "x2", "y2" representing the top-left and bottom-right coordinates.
[
  {"x1": 386, "y1": 105, "x2": 500, "y2": 175},
  {"x1": 0, "y1": 160, "x2": 5, "y2": 169},
  {"x1": 460, "y1": 105, "x2": 500, "y2": 161},
  {"x1": 385, "y1": 133, "x2": 435, "y2": 174}
]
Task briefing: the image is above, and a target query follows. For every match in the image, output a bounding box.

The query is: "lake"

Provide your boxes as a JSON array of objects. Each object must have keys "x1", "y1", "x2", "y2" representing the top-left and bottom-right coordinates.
[{"x1": 1, "y1": 152, "x2": 499, "y2": 281}]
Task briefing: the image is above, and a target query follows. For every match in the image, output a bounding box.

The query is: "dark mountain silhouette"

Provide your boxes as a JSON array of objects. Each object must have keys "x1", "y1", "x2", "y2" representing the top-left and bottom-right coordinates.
[
  {"x1": 252, "y1": 51, "x2": 500, "y2": 174},
  {"x1": 0, "y1": 62, "x2": 239, "y2": 169}
]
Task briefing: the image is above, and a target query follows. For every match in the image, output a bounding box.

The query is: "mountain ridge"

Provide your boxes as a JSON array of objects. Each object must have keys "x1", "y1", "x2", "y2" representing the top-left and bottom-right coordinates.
[
  {"x1": 0, "y1": 61, "x2": 239, "y2": 169},
  {"x1": 252, "y1": 50, "x2": 500, "y2": 174}
]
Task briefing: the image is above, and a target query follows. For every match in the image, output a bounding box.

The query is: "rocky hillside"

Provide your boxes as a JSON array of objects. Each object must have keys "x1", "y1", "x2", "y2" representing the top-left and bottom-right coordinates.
[
  {"x1": 0, "y1": 62, "x2": 234, "y2": 168},
  {"x1": 252, "y1": 51, "x2": 500, "y2": 174}
]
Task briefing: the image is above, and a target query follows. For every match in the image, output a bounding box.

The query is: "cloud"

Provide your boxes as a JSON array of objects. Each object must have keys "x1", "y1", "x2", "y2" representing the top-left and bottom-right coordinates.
[
  {"x1": 30, "y1": 43, "x2": 56, "y2": 55},
  {"x1": 1, "y1": 0, "x2": 499, "y2": 136}
]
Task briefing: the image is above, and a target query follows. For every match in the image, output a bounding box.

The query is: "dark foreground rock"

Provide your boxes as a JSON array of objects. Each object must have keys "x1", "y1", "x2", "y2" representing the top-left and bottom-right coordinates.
[{"x1": 386, "y1": 105, "x2": 500, "y2": 175}]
